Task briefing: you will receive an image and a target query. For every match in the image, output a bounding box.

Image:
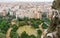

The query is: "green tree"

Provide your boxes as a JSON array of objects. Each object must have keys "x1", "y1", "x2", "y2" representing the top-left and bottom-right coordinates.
[
  {"x1": 20, "y1": 31, "x2": 29, "y2": 38},
  {"x1": 10, "y1": 31, "x2": 20, "y2": 38},
  {"x1": 19, "y1": 21, "x2": 26, "y2": 27},
  {"x1": 31, "y1": 19, "x2": 41, "y2": 29},
  {"x1": 32, "y1": 22, "x2": 39, "y2": 29},
  {"x1": 17, "y1": 17, "x2": 23, "y2": 21},
  {"x1": 37, "y1": 29, "x2": 42, "y2": 38},
  {"x1": 42, "y1": 22, "x2": 48, "y2": 29},
  {"x1": 11, "y1": 24, "x2": 18, "y2": 32},
  {"x1": 30, "y1": 35, "x2": 36, "y2": 38},
  {"x1": 0, "y1": 18, "x2": 10, "y2": 34},
  {"x1": 0, "y1": 19, "x2": 7, "y2": 33},
  {"x1": 0, "y1": 33, "x2": 6, "y2": 38}
]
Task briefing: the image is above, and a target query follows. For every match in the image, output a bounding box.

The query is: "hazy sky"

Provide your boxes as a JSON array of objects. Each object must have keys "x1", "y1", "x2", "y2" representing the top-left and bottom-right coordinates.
[{"x1": 0, "y1": 0, "x2": 54, "y2": 2}]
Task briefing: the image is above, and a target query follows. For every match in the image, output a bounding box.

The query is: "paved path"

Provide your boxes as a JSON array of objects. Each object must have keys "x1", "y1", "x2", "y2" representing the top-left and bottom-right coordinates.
[{"x1": 6, "y1": 28, "x2": 13, "y2": 38}]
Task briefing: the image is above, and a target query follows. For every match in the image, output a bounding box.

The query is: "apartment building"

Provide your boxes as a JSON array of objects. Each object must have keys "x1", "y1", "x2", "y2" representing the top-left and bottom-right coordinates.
[{"x1": 0, "y1": 9, "x2": 7, "y2": 16}]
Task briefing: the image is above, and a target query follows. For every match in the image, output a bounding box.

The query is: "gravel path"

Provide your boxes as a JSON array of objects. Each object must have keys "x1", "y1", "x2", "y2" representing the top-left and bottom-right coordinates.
[{"x1": 6, "y1": 28, "x2": 13, "y2": 38}]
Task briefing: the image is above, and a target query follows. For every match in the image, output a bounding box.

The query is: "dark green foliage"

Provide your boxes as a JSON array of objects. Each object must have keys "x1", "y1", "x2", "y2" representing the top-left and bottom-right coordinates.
[
  {"x1": 37, "y1": 29, "x2": 42, "y2": 35},
  {"x1": 41, "y1": 18, "x2": 51, "y2": 29},
  {"x1": 0, "y1": 19, "x2": 7, "y2": 29},
  {"x1": 42, "y1": 18, "x2": 51, "y2": 25},
  {"x1": 19, "y1": 21, "x2": 27, "y2": 26},
  {"x1": 30, "y1": 19, "x2": 41, "y2": 29},
  {"x1": 32, "y1": 23, "x2": 39, "y2": 29},
  {"x1": 17, "y1": 17, "x2": 29, "y2": 21},
  {"x1": 45, "y1": 18, "x2": 51, "y2": 25},
  {"x1": 37, "y1": 29, "x2": 42, "y2": 38},
  {"x1": 10, "y1": 25, "x2": 20, "y2": 38},
  {"x1": 17, "y1": 17, "x2": 23, "y2": 21},
  {"x1": 10, "y1": 31, "x2": 20, "y2": 38},
  {"x1": 20, "y1": 31, "x2": 36, "y2": 38},
  {"x1": 0, "y1": 19, "x2": 10, "y2": 34},
  {"x1": 20, "y1": 31, "x2": 29, "y2": 38},
  {"x1": 1, "y1": 23, "x2": 10, "y2": 34},
  {"x1": 42, "y1": 12, "x2": 51, "y2": 25},
  {"x1": 42, "y1": 22, "x2": 48, "y2": 29},
  {"x1": 31, "y1": 18, "x2": 50, "y2": 29},
  {"x1": 30, "y1": 35, "x2": 36, "y2": 38},
  {"x1": 18, "y1": 17, "x2": 50, "y2": 29},
  {"x1": 11, "y1": 25, "x2": 18, "y2": 32}
]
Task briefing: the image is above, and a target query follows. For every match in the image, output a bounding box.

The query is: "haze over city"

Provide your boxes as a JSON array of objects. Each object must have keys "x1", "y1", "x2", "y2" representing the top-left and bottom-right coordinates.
[{"x1": 0, "y1": 0, "x2": 54, "y2": 2}]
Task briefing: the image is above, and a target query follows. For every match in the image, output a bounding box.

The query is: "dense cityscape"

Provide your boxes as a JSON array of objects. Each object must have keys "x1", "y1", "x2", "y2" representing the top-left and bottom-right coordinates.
[
  {"x1": 0, "y1": 2, "x2": 52, "y2": 19},
  {"x1": 0, "y1": 0, "x2": 60, "y2": 38}
]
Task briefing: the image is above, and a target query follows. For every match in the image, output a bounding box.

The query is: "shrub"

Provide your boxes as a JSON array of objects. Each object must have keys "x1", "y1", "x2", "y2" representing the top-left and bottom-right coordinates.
[
  {"x1": 0, "y1": 19, "x2": 10, "y2": 34},
  {"x1": 20, "y1": 31, "x2": 29, "y2": 38},
  {"x1": 20, "y1": 31, "x2": 36, "y2": 38},
  {"x1": 10, "y1": 31, "x2": 20, "y2": 38},
  {"x1": 11, "y1": 25, "x2": 18, "y2": 32},
  {"x1": 17, "y1": 17, "x2": 23, "y2": 21},
  {"x1": 30, "y1": 35, "x2": 36, "y2": 38},
  {"x1": 37, "y1": 29, "x2": 42, "y2": 38},
  {"x1": 31, "y1": 20, "x2": 41, "y2": 29},
  {"x1": 37, "y1": 29, "x2": 42, "y2": 35},
  {"x1": 42, "y1": 22, "x2": 48, "y2": 29},
  {"x1": 19, "y1": 21, "x2": 26, "y2": 26},
  {"x1": 32, "y1": 23, "x2": 39, "y2": 29}
]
